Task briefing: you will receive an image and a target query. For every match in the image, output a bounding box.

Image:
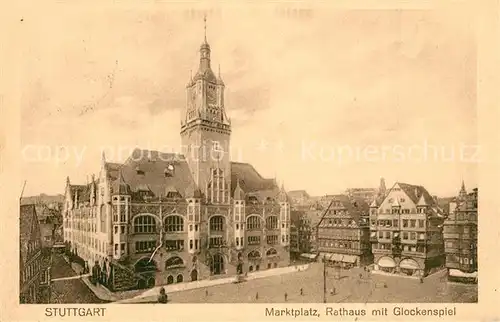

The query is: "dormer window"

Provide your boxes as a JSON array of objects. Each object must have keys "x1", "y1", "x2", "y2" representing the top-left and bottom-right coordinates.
[{"x1": 136, "y1": 167, "x2": 145, "y2": 175}]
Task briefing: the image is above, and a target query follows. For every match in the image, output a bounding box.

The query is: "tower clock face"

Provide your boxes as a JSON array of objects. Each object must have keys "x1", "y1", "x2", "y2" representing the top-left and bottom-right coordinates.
[{"x1": 207, "y1": 87, "x2": 216, "y2": 105}]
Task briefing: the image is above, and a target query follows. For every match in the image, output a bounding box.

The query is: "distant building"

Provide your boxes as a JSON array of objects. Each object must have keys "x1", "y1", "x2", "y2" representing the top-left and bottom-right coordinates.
[
  {"x1": 317, "y1": 195, "x2": 372, "y2": 268},
  {"x1": 20, "y1": 205, "x2": 50, "y2": 303},
  {"x1": 370, "y1": 183, "x2": 445, "y2": 277},
  {"x1": 443, "y1": 182, "x2": 478, "y2": 282},
  {"x1": 287, "y1": 190, "x2": 311, "y2": 206},
  {"x1": 344, "y1": 178, "x2": 386, "y2": 203}
]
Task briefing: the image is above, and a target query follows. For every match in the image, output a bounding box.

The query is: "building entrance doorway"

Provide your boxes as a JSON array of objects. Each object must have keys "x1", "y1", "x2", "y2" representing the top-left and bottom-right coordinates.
[{"x1": 190, "y1": 269, "x2": 198, "y2": 281}]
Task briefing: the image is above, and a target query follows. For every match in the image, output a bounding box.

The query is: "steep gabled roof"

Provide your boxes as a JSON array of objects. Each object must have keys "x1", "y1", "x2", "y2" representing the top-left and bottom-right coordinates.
[
  {"x1": 317, "y1": 194, "x2": 370, "y2": 228},
  {"x1": 396, "y1": 182, "x2": 436, "y2": 206}
]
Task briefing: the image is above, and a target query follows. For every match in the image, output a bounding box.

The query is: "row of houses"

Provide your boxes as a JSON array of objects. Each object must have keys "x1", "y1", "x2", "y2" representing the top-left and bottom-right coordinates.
[
  {"x1": 288, "y1": 180, "x2": 478, "y2": 282},
  {"x1": 19, "y1": 194, "x2": 64, "y2": 303}
]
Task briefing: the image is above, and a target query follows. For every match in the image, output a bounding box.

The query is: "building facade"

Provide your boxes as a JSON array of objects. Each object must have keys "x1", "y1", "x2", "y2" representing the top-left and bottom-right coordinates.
[
  {"x1": 443, "y1": 182, "x2": 478, "y2": 282},
  {"x1": 20, "y1": 205, "x2": 50, "y2": 303},
  {"x1": 317, "y1": 195, "x2": 372, "y2": 268},
  {"x1": 63, "y1": 24, "x2": 291, "y2": 291},
  {"x1": 370, "y1": 183, "x2": 445, "y2": 277}
]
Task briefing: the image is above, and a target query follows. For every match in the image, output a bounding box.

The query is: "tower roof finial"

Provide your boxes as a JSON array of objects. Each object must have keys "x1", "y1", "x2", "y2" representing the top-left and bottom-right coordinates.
[{"x1": 204, "y1": 14, "x2": 207, "y2": 43}]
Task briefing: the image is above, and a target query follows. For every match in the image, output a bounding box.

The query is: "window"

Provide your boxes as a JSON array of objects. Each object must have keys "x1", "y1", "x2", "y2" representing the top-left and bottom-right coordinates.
[
  {"x1": 176, "y1": 274, "x2": 183, "y2": 283},
  {"x1": 165, "y1": 256, "x2": 184, "y2": 269},
  {"x1": 402, "y1": 232, "x2": 409, "y2": 240},
  {"x1": 121, "y1": 226, "x2": 125, "y2": 234},
  {"x1": 114, "y1": 244, "x2": 118, "y2": 255},
  {"x1": 189, "y1": 225, "x2": 193, "y2": 231},
  {"x1": 165, "y1": 240, "x2": 184, "y2": 251},
  {"x1": 248, "y1": 236, "x2": 261, "y2": 245},
  {"x1": 266, "y1": 248, "x2": 278, "y2": 256},
  {"x1": 114, "y1": 226, "x2": 118, "y2": 234},
  {"x1": 378, "y1": 231, "x2": 383, "y2": 238},
  {"x1": 134, "y1": 215, "x2": 156, "y2": 233},
  {"x1": 266, "y1": 216, "x2": 278, "y2": 230},
  {"x1": 195, "y1": 224, "x2": 199, "y2": 231},
  {"x1": 236, "y1": 238, "x2": 239, "y2": 246},
  {"x1": 165, "y1": 216, "x2": 184, "y2": 232},
  {"x1": 248, "y1": 250, "x2": 261, "y2": 260},
  {"x1": 195, "y1": 239, "x2": 199, "y2": 250},
  {"x1": 209, "y1": 237, "x2": 224, "y2": 248},
  {"x1": 120, "y1": 243, "x2": 125, "y2": 254},
  {"x1": 189, "y1": 240, "x2": 193, "y2": 250},
  {"x1": 402, "y1": 220, "x2": 408, "y2": 228},
  {"x1": 209, "y1": 216, "x2": 224, "y2": 231},
  {"x1": 410, "y1": 232, "x2": 416, "y2": 240},
  {"x1": 418, "y1": 233, "x2": 425, "y2": 240},
  {"x1": 236, "y1": 223, "x2": 239, "y2": 230},
  {"x1": 240, "y1": 237, "x2": 244, "y2": 247},
  {"x1": 410, "y1": 220, "x2": 416, "y2": 228},
  {"x1": 266, "y1": 235, "x2": 278, "y2": 245},
  {"x1": 247, "y1": 216, "x2": 261, "y2": 230},
  {"x1": 418, "y1": 219, "x2": 424, "y2": 228}
]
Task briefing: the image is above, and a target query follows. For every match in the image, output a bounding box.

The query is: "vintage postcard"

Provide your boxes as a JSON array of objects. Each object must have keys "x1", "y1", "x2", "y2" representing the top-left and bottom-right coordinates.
[{"x1": 1, "y1": 0, "x2": 499, "y2": 321}]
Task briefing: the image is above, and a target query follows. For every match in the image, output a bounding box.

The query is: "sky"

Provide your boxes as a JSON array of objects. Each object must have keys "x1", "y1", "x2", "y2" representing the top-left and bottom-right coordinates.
[{"x1": 19, "y1": 3, "x2": 477, "y2": 198}]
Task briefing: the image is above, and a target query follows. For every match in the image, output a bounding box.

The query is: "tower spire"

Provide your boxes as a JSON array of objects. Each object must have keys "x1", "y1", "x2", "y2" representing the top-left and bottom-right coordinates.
[{"x1": 204, "y1": 14, "x2": 207, "y2": 43}]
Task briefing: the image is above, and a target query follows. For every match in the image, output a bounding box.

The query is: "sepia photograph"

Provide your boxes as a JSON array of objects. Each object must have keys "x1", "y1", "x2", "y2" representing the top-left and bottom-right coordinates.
[{"x1": 9, "y1": 0, "x2": 491, "y2": 315}]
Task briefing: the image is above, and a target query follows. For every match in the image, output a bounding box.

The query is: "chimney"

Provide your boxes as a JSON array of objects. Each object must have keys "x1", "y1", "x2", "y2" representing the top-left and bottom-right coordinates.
[{"x1": 433, "y1": 195, "x2": 438, "y2": 204}]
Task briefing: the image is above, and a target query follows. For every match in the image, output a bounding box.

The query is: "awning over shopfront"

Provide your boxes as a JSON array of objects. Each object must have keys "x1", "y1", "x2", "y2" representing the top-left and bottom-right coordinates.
[
  {"x1": 342, "y1": 255, "x2": 357, "y2": 263},
  {"x1": 399, "y1": 259, "x2": 420, "y2": 270},
  {"x1": 449, "y1": 269, "x2": 477, "y2": 278},
  {"x1": 300, "y1": 253, "x2": 318, "y2": 260},
  {"x1": 378, "y1": 256, "x2": 396, "y2": 268},
  {"x1": 330, "y1": 254, "x2": 344, "y2": 261}
]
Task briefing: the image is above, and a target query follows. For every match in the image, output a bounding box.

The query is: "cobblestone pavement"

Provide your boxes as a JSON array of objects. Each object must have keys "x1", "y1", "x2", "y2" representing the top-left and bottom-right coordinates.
[
  {"x1": 166, "y1": 263, "x2": 477, "y2": 303},
  {"x1": 49, "y1": 254, "x2": 109, "y2": 304}
]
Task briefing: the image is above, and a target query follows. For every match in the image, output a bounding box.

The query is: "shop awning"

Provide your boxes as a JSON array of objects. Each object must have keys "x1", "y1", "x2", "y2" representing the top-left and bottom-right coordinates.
[
  {"x1": 300, "y1": 253, "x2": 318, "y2": 260},
  {"x1": 342, "y1": 255, "x2": 357, "y2": 263},
  {"x1": 449, "y1": 269, "x2": 477, "y2": 278},
  {"x1": 378, "y1": 256, "x2": 396, "y2": 268},
  {"x1": 399, "y1": 259, "x2": 420, "y2": 270},
  {"x1": 330, "y1": 254, "x2": 343, "y2": 261}
]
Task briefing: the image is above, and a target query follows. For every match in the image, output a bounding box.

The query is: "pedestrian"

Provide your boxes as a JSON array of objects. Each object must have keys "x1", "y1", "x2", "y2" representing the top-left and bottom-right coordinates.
[
  {"x1": 158, "y1": 287, "x2": 168, "y2": 303},
  {"x1": 331, "y1": 287, "x2": 336, "y2": 295},
  {"x1": 300, "y1": 288, "x2": 303, "y2": 296},
  {"x1": 284, "y1": 292, "x2": 288, "y2": 301},
  {"x1": 359, "y1": 273, "x2": 363, "y2": 279},
  {"x1": 205, "y1": 289, "x2": 209, "y2": 297},
  {"x1": 255, "y1": 292, "x2": 259, "y2": 300},
  {"x1": 420, "y1": 277, "x2": 424, "y2": 284}
]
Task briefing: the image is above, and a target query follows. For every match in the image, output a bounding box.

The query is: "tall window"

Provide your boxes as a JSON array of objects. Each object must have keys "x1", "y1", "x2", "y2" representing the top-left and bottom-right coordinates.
[
  {"x1": 209, "y1": 216, "x2": 224, "y2": 231},
  {"x1": 165, "y1": 215, "x2": 184, "y2": 232},
  {"x1": 134, "y1": 215, "x2": 156, "y2": 233},
  {"x1": 266, "y1": 216, "x2": 278, "y2": 230},
  {"x1": 211, "y1": 253, "x2": 224, "y2": 275},
  {"x1": 266, "y1": 235, "x2": 278, "y2": 245},
  {"x1": 135, "y1": 241, "x2": 156, "y2": 253},
  {"x1": 247, "y1": 216, "x2": 261, "y2": 230},
  {"x1": 100, "y1": 204, "x2": 106, "y2": 232}
]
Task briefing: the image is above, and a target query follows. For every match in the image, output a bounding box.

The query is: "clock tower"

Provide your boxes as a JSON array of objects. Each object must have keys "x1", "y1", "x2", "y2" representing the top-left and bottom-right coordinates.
[{"x1": 181, "y1": 17, "x2": 231, "y2": 204}]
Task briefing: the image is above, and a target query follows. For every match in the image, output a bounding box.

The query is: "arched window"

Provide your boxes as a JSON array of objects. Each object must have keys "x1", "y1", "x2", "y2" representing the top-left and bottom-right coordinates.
[
  {"x1": 134, "y1": 215, "x2": 156, "y2": 233},
  {"x1": 209, "y1": 216, "x2": 224, "y2": 231},
  {"x1": 247, "y1": 216, "x2": 261, "y2": 230},
  {"x1": 165, "y1": 256, "x2": 184, "y2": 270},
  {"x1": 248, "y1": 250, "x2": 261, "y2": 260},
  {"x1": 266, "y1": 248, "x2": 278, "y2": 256},
  {"x1": 266, "y1": 216, "x2": 278, "y2": 230},
  {"x1": 167, "y1": 275, "x2": 174, "y2": 284},
  {"x1": 176, "y1": 274, "x2": 183, "y2": 283},
  {"x1": 165, "y1": 215, "x2": 184, "y2": 232},
  {"x1": 210, "y1": 253, "x2": 224, "y2": 275}
]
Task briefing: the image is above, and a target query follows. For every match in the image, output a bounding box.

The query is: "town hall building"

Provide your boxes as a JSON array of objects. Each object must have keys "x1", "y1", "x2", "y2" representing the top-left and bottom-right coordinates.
[{"x1": 62, "y1": 21, "x2": 291, "y2": 291}]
